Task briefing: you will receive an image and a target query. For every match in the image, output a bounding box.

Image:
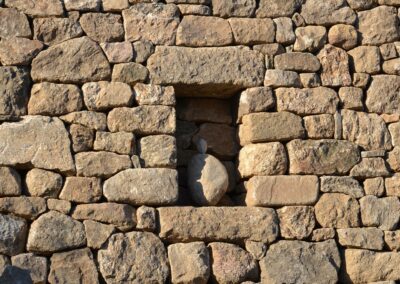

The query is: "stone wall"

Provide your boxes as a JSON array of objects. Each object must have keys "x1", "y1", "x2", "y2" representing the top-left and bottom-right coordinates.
[{"x1": 0, "y1": 0, "x2": 400, "y2": 283}]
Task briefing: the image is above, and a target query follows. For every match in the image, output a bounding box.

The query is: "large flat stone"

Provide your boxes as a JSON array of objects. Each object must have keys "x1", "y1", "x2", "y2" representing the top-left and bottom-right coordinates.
[
  {"x1": 0, "y1": 116, "x2": 75, "y2": 173},
  {"x1": 4, "y1": 0, "x2": 64, "y2": 17},
  {"x1": 245, "y1": 175, "x2": 319, "y2": 207},
  {"x1": 0, "y1": 8, "x2": 31, "y2": 39},
  {"x1": 147, "y1": 46, "x2": 265, "y2": 97},
  {"x1": 301, "y1": 0, "x2": 356, "y2": 26},
  {"x1": 158, "y1": 207, "x2": 279, "y2": 243},
  {"x1": 366, "y1": 75, "x2": 400, "y2": 114},
  {"x1": 31, "y1": 37, "x2": 111, "y2": 84},
  {"x1": 103, "y1": 169, "x2": 178, "y2": 206}
]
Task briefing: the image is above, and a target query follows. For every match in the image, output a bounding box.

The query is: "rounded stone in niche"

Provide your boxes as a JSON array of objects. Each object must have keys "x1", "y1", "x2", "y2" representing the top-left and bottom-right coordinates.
[{"x1": 188, "y1": 139, "x2": 229, "y2": 206}]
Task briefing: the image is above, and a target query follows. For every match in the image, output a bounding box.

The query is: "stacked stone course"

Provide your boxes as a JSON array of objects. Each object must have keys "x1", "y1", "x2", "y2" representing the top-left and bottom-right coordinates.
[{"x1": 1, "y1": 0, "x2": 400, "y2": 283}]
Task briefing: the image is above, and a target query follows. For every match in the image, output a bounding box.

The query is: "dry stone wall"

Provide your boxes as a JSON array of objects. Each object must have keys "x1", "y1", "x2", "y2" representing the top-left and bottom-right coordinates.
[{"x1": 1, "y1": 0, "x2": 400, "y2": 283}]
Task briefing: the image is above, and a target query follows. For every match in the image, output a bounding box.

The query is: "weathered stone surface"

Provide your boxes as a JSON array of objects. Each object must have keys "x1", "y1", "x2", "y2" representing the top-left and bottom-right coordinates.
[
  {"x1": 100, "y1": 42, "x2": 133, "y2": 63},
  {"x1": 287, "y1": 139, "x2": 360, "y2": 175},
  {"x1": 111, "y1": 62, "x2": 149, "y2": 85},
  {"x1": 304, "y1": 114, "x2": 335, "y2": 138},
  {"x1": 239, "y1": 112, "x2": 305, "y2": 145},
  {"x1": 108, "y1": 106, "x2": 176, "y2": 134},
  {"x1": 177, "y1": 16, "x2": 232, "y2": 47},
  {"x1": 277, "y1": 206, "x2": 315, "y2": 240},
  {"x1": 0, "y1": 67, "x2": 30, "y2": 117},
  {"x1": 366, "y1": 75, "x2": 400, "y2": 114},
  {"x1": 212, "y1": 0, "x2": 255, "y2": 17},
  {"x1": 346, "y1": 0, "x2": 375, "y2": 10},
  {"x1": 0, "y1": 266, "x2": 32, "y2": 283},
  {"x1": 132, "y1": 40, "x2": 155, "y2": 63},
  {"x1": 256, "y1": 0, "x2": 301, "y2": 18},
  {"x1": 69, "y1": 124, "x2": 94, "y2": 153},
  {"x1": 388, "y1": 148, "x2": 400, "y2": 171},
  {"x1": 0, "y1": 167, "x2": 21, "y2": 197},
  {"x1": 209, "y1": 242, "x2": 258, "y2": 283},
  {"x1": 83, "y1": 220, "x2": 115, "y2": 249},
  {"x1": 229, "y1": 18, "x2": 275, "y2": 45},
  {"x1": 274, "y1": 17, "x2": 295, "y2": 45},
  {"x1": 350, "y1": 158, "x2": 390, "y2": 178},
  {"x1": 0, "y1": 8, "x2": 31, "y2": 39},
  {"x1": 383, "y1": 58, "x2": 400, "y2": 75},
  {"x1": 104, "y1": 168, "x2": 178, "y2": 206},
  {"x1": 5, "y1": 0, "x2": 64, "y2": 17},
  {"x1": 348, "y1": 46, "x2": 381, "y2": 74},
  {"x1": 82, "y1": 81, "x2": 133, "y2": 111},
  {"x1": 123, "y1": 3, "x2": 180, "y2": 45},
  {"x1": 11, "y1": 253, "x2": 48, "y2": 284},
  {"x1": 0, "y1": 214, "x2": 27, "y2": 256},
  {"x1": 147, "y1": 46, "x2": 265, "y2": 97},
  {"x1": 358, "y1": 6, "x2": 400, "y2": 45},
  {"x1": 0, "y1": 196, "x2": 46, "y2": 220},
  {"x1": 178, "y1": 98, "x2": 231, "y2": 123},
  {"x1": 342, "y1": 110, "x2": 392, "y2": 151},
  {"x1": 337, "y1": 228, "x2": 384, "y2": 250},
  {"x1": 301, "y1": 0, "x2": 356, "y2": 26},
  {"x1": 136, "y1": 206, "x2": 157, "y2": 231},
  {"x1": 274, "y1": 52, "x2": 320, "y2": 72},
  {"x1": 380, "y1": 43, "x2": 398, "y2": 60},
  {"x1": 0, "y1": 38, "x2": 43, "y2": 66},
  {"x1": 364, "y1": 177, "x2": 385, "y2": 197},
  {"x1": 264, "y1": 69, "x2": 301, "y2": 88},
  {"x1": 385, "y1": 230, "x2": 400, "y2": 251},
  {"x1": 360, "y1": 196, "x2": 400, "y2": 230},
  {"x1": 98, "y1": 232, "x2": 169, "y2": 283},
  {"x1": 179, "y1": 3, "x2": 210, "y2": 15},
  {"x1": 260, "y1": 240, "x2": 340, "y2": 284},
  {"x1": 94, "y1": 131, "x2": 135, "y2": 155},
  {"x1": 321, "y1": 176, "x2": 364, "y2": 198},
  {"x1": 33, "y1": 17, "x2": 83, "y2": 46},
  {"x1": 168, "y1": 242, "x2": 210, "y2": 284},
  {"x1": 32, "y1": 37, "x2": 111, "y2": 84},
  {"x1": 343, "y1": 249, "x2": 400, "y2": 283},
  {"x1": 102, "y1": 0, "x2": 128, "y2": 11},
  {"x1": 158, "y1": 207, "x2": 279, "y2": 243},
  {"x1": 48, "y1": 248, "x2": 99, "y2": 284},
  {"x1": 134, "y1": 83, "x2": 175, "y2": 106},
  {"x1": 80, "y1": 13, "x2": 124, "y2": 42},
  {"x1": 276, "y1": 87, "x2": 339, "y2": 115},
  {"x1": 328, "y1": 24, "x2": 358, "y2": 50},
  {"x1": 27, "y1": 211, "x2": 86, "y2": 253},
  {"x1": 311, "y1": 228, "x2": 336, "y2": 242},
  {"x1": 238, "y1": 142, "x2": 287, "y2": 178},
  {"x1": 61, "y1": 111, "x2": 107, "y2": 131},
  {"x1": 245, "y1": 175, "x2": 319, "y2": 207},
  {"x1": 315, "y1": 193, "x2": 360, "y2": 228},
  {"x1": 338, "y1": 87, "x2": 363, "y2": 110},
  {"x1": 60, "y1": 177, "x2": 102, "y2": 203},
  {"x1": 318, "y1": 44, "x2": 351, "y2": 87},
  {"x1": 0, "y1": 116, "x2": 75, "y2": 173},
  {"x1": 237, "y1": 87, "x2": 274, "y2": 122},
  {"x1": 64, "y1": 0, "x2": 100, "y2": 11},
  {"x1": 28, "y1": 83, "x2": 82, "y2": 116},
  {"x1": 390, "y1": 122, "x2": 400, "y2": 146},
  {"x1": 138, "y1": 135, "x2": 177, "y2": 167},
  {"x1": 47, "y1": 199, "x2": 71, "y2": 215},
  {"x1": 188, "y1": 154, "x2": 228, "y2": 206},
  {"x1": 294, "y1": 26, "x2": 327, "y2": 52},
  {"x1": 75, "y1": 151, "x2": 131, "y2": 178},
  {"x1": 25, "y1": 168, "x2": 63, "y2": 199}
]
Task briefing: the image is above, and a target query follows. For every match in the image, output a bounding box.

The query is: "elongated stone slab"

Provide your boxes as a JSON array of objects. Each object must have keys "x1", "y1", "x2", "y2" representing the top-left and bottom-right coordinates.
[{"x1": 158, "y1": 207, "x2": 279, "y2": 243}]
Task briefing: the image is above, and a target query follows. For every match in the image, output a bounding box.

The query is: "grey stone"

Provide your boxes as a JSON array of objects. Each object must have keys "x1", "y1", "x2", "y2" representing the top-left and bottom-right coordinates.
[
  {"x1": 337, "y1": 228, "x2": 384, "y2": 250},
  {"x1": 0, "y1": 167, "x2": 21, "y2": 197},
  {"x1": 138, "y1": 135, "x2": 177, "y2": 168},
  {"x1": 33, "y1": 17, "x2": 83, "y2": 46},
  {"x1": 0, "y1": 214, "x2": 27, "y2": 256},
  {"x1": 0, "y1": 8, "x2": 31, "y2": 39},
  {"x1": 320, "y1": 176, "x2": 364, "y2": 198},
  {"x1": 60, "y1": 111, "x2": 107, "y2": 130},
  {"x1": 11, "y1": 253, "x2": 48, "y2": 284},
  {"x1": 274, "y1": 52, "x2": 320, "y2": 72},
  {"x1": 360, "y1": 196, "x2": 400, "y2": 230}
]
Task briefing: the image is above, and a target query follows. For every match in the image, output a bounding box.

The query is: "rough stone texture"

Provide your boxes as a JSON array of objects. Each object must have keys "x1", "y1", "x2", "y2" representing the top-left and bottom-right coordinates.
[
  {"x1": 0, "y1": 167, "x2": 21, "y2": 197},
  {"x1": 383, "y1": 58, "x2": 400, "y2": 76},
  {"x1": 320, "y1": 176, "x2": 364, "y2": 198},
  {"x1": 64, "y1": 0, "x2": 100, "y2": 11},
  {"x1": 260, "y1": 240, "x2": 341, "y2": 284},
  {"x1": 301, "y1": 0, "x2": 356, "y2": 25},
  {"x1": 384, "y1": 230, "x2": 400, "y2": 251},
  {"x1": 0, "y1": 196, "x2": 46, "y2": 220},
  {"x1": 277, "y1": 206, "x2": 315, "y2": 240},
  {"x1": 101, "y1": 42, "x2": 133, "y2": 63},
  {"x1": 11, "y1": 253, "x2": 48, "y2": 284},
  {"x1": 237, "y1": 87, "x2": 275, "y2": 122},
  {"x1": 304, "y1": 114, "x2": 335, "y2": 138},
  {"x1": 366, "y1": 75, "x2": 400, "y2": 114},
  {"x1": 287, "y1": 139, "x2": 360, "y2": 175},
  {"x1": 337, "y1": 228, "x2": 384, "y2": 250},
  {"x1": 0, "y1": 8, "x2": 31, "y2": 39},
  {"x1": 209, "y1": 242, "x2": 258, "y2": 283},
  {"x1": 60, "y1": 111, "x2": 107, "y2": 130},
  {"x1": 264, "y1": 69, "x2": 301, "y2": 88},
  {"x1": 348, "y1": 46, "x2": 381, "y2": 74},
  {"x1": 83, "y1": 220, "x2": 115, "y2": 249},
  {"x1": 158, "y1": 207, "x2": 279, "y2": 243},
  {"x1": 31, "y1": 37, "x2": 111, "y2": 84},
  {"x1": 5, "y1": 0, "x2": 63, "y2": 17},
  {"x1": 80, "y1": 13, "x2": 124, "y2": 42},
  {"x1": 138, "y1": 135, "x2": 177, "y2": 167},
  {"x1": 112, "y1": 62, "x2": 149, "y2": 85},
  {"x1": 98, "y1": 232, "x2": 169, "y2": 283},
  {"x1": 27, "y1": 211, "x2": 86, "y2": 253},
  {"x1": 328, "y1": 24, "x2": 358, "y2": 50},
  {"x1": 245, "y1": 175, "x2": 319, "y2": 206},
  {"x1": 0, "y1": 116, "x2": 75, "y2": 173},
  {"x1": 338, "y1": 87, "x2": 363, "y2": 110},
  {"x1": 28, "y1": 83, "x2": 82, "y2": 116},
  {"x1": 311, "y1": 228, "x2": 336, "y2": 242},
  {"x1": 238, "y1": 142, "x2": 287, "y2": 178},
  {"x1": 177, "y1": 16, "x2": 232, "y2": 47},
  {"x1": 315, "y1": 193, "x2": 360, "y2": 228},
  {"x1": 212, "y1": 0, "x2": 255, "y2": 17},
  {"x1": 94, "y1": 131, "x2": 135, "y2": 155},
  {"x1": 229, "y1": 18, "x2": 275, "y2": 45},
  {"x1": 168, "y1": 242, "x2": 210, "y2": 284},
  {"x1": 318, "y1": 44, "x2": 351, "y2": 87},
  {"x1": 0, "y1": 38, "x2": 43, "y2": 66},
  {"x1": 0, "y1": 214, "x2": 27, "y2": 256},
  {"x1": 350, "y1": 158, "x2": 390, "y2": 178},
  {"x1": 294, "y1": 26, "x2": 327, "y2": 52},
  {"x1": 103, "y1": 168, "x2": 178, "y2": 206},
  {"x1": 75, "y1": 151, "x2": 131, "y2": 178},
  {"x1": 147, "y1": 46, "x2": 265, "y2": 97},
  {"x1": 69, "y1": 124, "x2": 94, "y2": 153},
  {"x1": 0, "y1": 66, "x2": 30, "y2": 117},
  {"x1": 360, "y1": 196, "x2": 400, "y2": 230},
  {"x1": 357, "y1": 6, "x2": 400, "y2": 45},
  {"x1": 107, "y1": 106, "x2": 176, "y2": 134},
  {"x1": 33, "y1": 17, "x2": 83, "y2": 46},
  {"x1": 59, "y1": 177, "x2": 102, "y2": 203},
  {"x1": 47, "y1": 199, "x2": 71, "y2": 215},
  {"x1": 136, "y1": 206, "x2": 157, "y2": 231},
  {"x1": 274, "y1": 17, "x2": 295, "y2": 45},
  {"x1": 256, "y1": 0, "x2": 301, "y2": 18},
  {"x1": 276, "y1": 87, "x2": 339, "y2": 115},
  {"x1": 134, "y1": 83, "x2": 175, "y2": 106},
  {"x1": 48, "y1": 248, "x2": 99, "y2": 284},
  {"x1": 274, "y1": 52, "x2": 320, "y2": 72},
  {"x1": 123, "y1": 3, "x2": 180, "y2": 45},
  {"x1": 364, "y1": 177, "x2": 385, "y2": 197}
]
